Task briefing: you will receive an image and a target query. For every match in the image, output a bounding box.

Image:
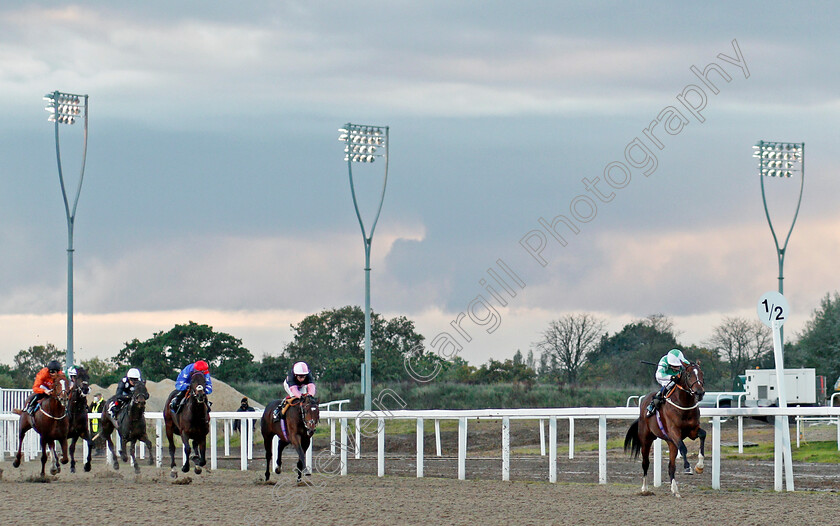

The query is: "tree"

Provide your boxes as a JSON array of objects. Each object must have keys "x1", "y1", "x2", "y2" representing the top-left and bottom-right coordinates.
[
  {"x1": 12, "y1": 344, "x2": 63, "y2": 386},
  {"x1": 81, "y1": 356, "x2": 120, "y2": 386},
  {"x1": 535, "y1": 313, "x2": 606, "y2": 384},
  {"x1": 472, "y1": 358, "x2": 535, "y2": 384},
  {"x1": 797, "y1": 292, "x2": 840, "y2": 383},
  {"x1": 282, "y1": 306, "x2": 440, "y2": 385},
  {"x1": 114, "y1": 321, "x2": 255, "y2": 383},
  {"x1": 586, "y1": 314, "x2": 680, "y2": 387},
  {"x1": 706, "y1": 317, "x2": 771, "y2": 381}
]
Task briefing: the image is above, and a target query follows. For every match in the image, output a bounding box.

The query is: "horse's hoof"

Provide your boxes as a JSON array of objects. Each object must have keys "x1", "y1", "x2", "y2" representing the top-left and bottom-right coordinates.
[
  {"x1": 113, "y1": 463, "x2": 119, "y2": 471},
  {"x1": 134, "y1": 465, "x2": 141, "y2": 474},
  {"x1": 121, "y1": 455, "x2": 128, "y2": 462},
  {"x1": 194, "y1": 465, "x2": 202, "y2": 475},
  {"x1": 12, "y1": 459, "x2": 21, "y2": 468},
  {"x1": 694, "y1": 466, "x2": 704, "y2": 474},
  {"x1": 84, "y1": 463, "x2": 91, "y2": 473},
  {"x1": 170, "y1": 471, "x2": 177, "y2": 479},
  {"x1": 70, "y1": 466, "x2": 76, "y2": 474},
  {"x1": 274, "y1": 467, "x2": 281, "y2": 474},
  {"x1": 265, "y1": 473, "x2": 271, "y2": 482},
  {"x1": 181, "y1": 465, "x2": 189, "y2": 473},
  {"x1": 148, "y1": 458, "x2": 155, "y2": 466},
  {"x1": 684, "y1": 468, "x2": 694, "y2": 475},
  {"x1": 50, "y1": 468, "x2": 58, "y2": 476},
  {"x1": 60, "y1": 457, "x2": 68, "y2": 465}
]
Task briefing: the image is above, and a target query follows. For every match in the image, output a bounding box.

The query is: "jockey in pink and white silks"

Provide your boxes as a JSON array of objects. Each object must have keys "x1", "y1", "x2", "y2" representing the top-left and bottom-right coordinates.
[
  {"x1": 646, "y1": 348, "x2": 690, "y2": 417},
  {"x1": 283, "y1": 361, "x2": 316, "y2": 398}
]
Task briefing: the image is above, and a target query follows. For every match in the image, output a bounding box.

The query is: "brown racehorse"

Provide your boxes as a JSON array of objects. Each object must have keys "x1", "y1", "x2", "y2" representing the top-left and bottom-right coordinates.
[
  {"x1": 67, "y1": 366, "x2": 93, "y2": 473},
  {"x1": 164, "y1": 371, "x2": 210, "y2": 477},
  {"x1": 96, "y1": 380, "x2": 154, "y2": 473},
  {"x1": 624, "y1": 362, "x2": 706, "y2": 498},
  {"x1": 261, "y1": 394, "x2": 319, "y2": 482},
  {"x1": 12, "y1": 377, "x2": 71, "y2": 477}
]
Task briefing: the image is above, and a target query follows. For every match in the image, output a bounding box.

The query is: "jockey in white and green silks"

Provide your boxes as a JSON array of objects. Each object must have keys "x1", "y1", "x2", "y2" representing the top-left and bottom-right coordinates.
[{"x1": 647, "y1": 348, "x2": 690, "y2": 416}]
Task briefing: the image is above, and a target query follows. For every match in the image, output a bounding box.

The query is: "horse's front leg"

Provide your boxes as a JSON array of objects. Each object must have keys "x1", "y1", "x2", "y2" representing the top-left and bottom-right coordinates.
[
  {"x1": 678, "y1": 439, "x2": 692, "y2": 474},
  {"x1": 667, "y1": 443, "x2": 680, "y2": 498},
  {"x1": 276, "y1": 441, "x2": 288, "y2": 475},
  {"x1": 292, "y1": 439, "x2": 306, "y2": 482},
  {"x1": 40, "y1": 438, "x2": 50, "y2": 477},
  {"x1": 69, "y1": 435, "x2": 78, "y2": 473},
  {"x1": 192, "y1": 437, "x2": 205, "y2": 474},
  {"x1": 103, "y1": 432, "x2": 119, "y2": 470},
  {"x1": 129, "y1": 439, "x2": 140, "y2": 474},
  {"x1": 142, "y1": 433, "x2": 155, "y2": 466},
  {"x1": 84, "y1": 432, "x2": 93, "y2": 472},
  {"x1": 694, "y1": 427, "x2": 707, "y2": 474},
  {"x1": 181, "y1": 436, "x2": 192, "y2": 473}
]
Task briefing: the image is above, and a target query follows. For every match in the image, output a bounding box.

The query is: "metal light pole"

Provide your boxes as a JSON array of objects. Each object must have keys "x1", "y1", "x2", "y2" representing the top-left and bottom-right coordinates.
[
  {"x1": 44, "y1": 91, "x2": 90, "y2": 368},
  {"x1": 753, "y1": 140, "x2": 804, "y2": 346},
  {"x1": 339, "y1": 123, "x2": 389, "y2": 411}
]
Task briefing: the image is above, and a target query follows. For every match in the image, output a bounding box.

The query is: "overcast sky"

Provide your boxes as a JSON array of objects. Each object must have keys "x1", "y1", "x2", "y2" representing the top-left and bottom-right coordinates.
[{"x1": 1, "y1": 2, "x2": 839, "y2": 369}]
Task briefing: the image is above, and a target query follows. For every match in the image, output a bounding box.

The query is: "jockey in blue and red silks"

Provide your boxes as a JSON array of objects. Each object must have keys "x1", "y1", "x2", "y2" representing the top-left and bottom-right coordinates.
[
  {"x1": 170, "y1": 360, "x2": 213, "y2": 412},
  {"x1": 283, "y1": 361, "x2": 316, "y2": 399}
]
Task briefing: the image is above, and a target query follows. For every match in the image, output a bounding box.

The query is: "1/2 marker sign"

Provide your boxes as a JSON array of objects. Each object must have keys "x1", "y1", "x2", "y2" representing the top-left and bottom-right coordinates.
[{"x1": 757, "y1": 291, "x2": 789, "y2": 328}]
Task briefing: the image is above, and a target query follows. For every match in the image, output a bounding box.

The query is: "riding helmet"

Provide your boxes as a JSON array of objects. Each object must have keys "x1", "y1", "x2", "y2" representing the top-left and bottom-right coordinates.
[
  {"x1": 293, "y1": 361, "x2": 310, "y2": 375},
  {"x1": 127, "y1": 368, "x2": 141, "y2": 379},
  {"x1": 195, "y1": 360, "x2": 210, "y2": 373},
  {"x1": 47, "y1": 360, "x2": 61, "y2": 372}
]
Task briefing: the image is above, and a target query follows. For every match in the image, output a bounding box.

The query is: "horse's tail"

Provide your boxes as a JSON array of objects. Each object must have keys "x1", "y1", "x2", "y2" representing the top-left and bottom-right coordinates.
[
  {"x1": 624, "y1": 418, "x2": 641, "y2": 459},
  {"x1": 12, "y1": 408, "x2": 23, "y2": 415}
]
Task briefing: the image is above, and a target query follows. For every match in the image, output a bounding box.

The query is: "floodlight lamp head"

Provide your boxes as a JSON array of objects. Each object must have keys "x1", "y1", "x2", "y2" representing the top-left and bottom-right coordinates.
[
  {"x1": 339, "y1": 122, "x2": 388, "y2": 163},
  {"x1": 44, "y1": 90, "x2": 86, "y2": 125},
  {"x1": 754, "y1": 140, "x2": 803, "y2": 178}
]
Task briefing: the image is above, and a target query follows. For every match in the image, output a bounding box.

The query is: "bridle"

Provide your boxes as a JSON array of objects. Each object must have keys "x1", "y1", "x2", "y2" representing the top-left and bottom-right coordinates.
[
  {"x1": 39, "y1": 379, "x2": 69, "y2": 420},
  {"x1": 668, "y1": 364, "x2": 705, "y2": 410},
  {"x1": 300, "y1": 395, "x2": 319, "y2": 435}
]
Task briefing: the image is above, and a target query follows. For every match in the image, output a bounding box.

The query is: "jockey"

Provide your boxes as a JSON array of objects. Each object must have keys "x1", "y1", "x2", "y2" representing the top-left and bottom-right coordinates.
[
  {"x1": 67, "y1": 366, "x2": 78, "y2": 387},
  {"x1": 109, "y1": 368, "x2": 142, "y2": 419},
  {"x1": 646, "y1": 348, "x2": 690, "y2": 417},
  {"x1": 24, "y1": 360, "x2": 65, "y2": 415},
  {"x1": 283, "y1": 361, "x2": 316, "y2": 399},
  {"x1": 170, "y1": 360, "x2": 213, "y2": 412}
]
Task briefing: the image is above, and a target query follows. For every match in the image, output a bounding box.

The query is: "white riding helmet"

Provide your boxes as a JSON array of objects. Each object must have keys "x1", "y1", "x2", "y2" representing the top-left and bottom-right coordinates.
[
  {"x1": 666, "y1": 349, "x2": 689, "y2": 367},
  {"x1": 127, "y1": 368, "x2": 142, "y2": 380},
  {"x1": 67, "y1": 366, "x2": 77, "y2": 376},
  {"x1": 293, "y1": 361, "x2": 310, "y2": 375}
]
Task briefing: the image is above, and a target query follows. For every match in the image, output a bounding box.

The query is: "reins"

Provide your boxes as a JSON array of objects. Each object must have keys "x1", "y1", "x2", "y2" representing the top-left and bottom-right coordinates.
[{"x1": 665, "y1": 365, "x2": 704, "y2": 411}]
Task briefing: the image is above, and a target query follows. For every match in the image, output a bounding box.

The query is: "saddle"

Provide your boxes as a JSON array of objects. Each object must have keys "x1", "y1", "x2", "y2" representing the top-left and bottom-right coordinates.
[{"x1": 272, "y1": 396, "x2": 300, "y2": 421}]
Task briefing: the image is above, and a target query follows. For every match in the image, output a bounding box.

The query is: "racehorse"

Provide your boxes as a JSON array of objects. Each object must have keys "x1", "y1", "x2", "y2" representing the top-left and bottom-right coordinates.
[
  {"x1": 164, "y1": 371, "x2": 210, "y2": 477},
  {"x1": 624, "y1": 362, "x2": 706, "y2": 498},
  {"x1": 11, "y1": 377, "x2": 70, "y2": 477},
  {"x1": 67, "y1": 366, "x2": 93, "y2": 473},
  {"x1": 261, "y1": 394, "x2": 319, "y2": 483},
  {"x1": 96, "y1": 380, "x2": 154, "y2": 473}
]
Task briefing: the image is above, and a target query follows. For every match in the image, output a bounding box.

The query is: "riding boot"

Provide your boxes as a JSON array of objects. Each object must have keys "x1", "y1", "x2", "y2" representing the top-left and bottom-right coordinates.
[
  {"x1": 170, "y1": 391, "x2": 183, "y2": 412},
  {"x1": 26, "y1": 395, "x2": 39, "y2": 416}
]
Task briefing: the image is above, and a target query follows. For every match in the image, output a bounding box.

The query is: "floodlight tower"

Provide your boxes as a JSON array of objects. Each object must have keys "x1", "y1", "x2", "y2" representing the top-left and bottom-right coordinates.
[
  {"x1": 44, "y1": 90, "x2": 89, "y2": 369},
  {"x1": 339, "y1": 123, "x2": 389, "y2": 411},
  {"x1": 753, "y1": 140, "x2": 804, "y2": 345}
]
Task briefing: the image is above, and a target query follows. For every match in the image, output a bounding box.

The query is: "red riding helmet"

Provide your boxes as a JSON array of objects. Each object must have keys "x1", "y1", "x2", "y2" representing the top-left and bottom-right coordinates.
[{"x1": 195, "y1": 360, "x2": 210, "y2": 374}]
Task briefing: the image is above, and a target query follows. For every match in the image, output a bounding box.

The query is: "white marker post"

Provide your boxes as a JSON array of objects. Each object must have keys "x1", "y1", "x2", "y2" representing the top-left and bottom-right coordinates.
[{"x1": 758, "y1": 290, "x2": 794, "y2": 491}]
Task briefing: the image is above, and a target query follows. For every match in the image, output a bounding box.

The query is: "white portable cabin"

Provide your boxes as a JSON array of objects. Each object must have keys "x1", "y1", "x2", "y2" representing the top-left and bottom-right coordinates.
[{"x1": 743, "y1": 368, "x2": 817, "y2": 406}]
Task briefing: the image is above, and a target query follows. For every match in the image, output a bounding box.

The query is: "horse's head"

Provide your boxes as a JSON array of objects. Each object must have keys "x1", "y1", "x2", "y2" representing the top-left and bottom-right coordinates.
[
  {"x1": 72, "y1": 366, "x2": 91, "y2": 397},
  {"x1": 680, "y1": 362, "x2": 705, "y2": 401},
  {"x1": 190, "y1": 371, "x2": 207, "y2": 403},
  {"x1": 53, "y1": 375, "x2": 71, "y2": 407},
  {"x1": 300, "y1": 395, "x2": 320, "y2": 434},
  {"x1": 131, "y1": 380, "x2": 150, "y2": 409}
]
